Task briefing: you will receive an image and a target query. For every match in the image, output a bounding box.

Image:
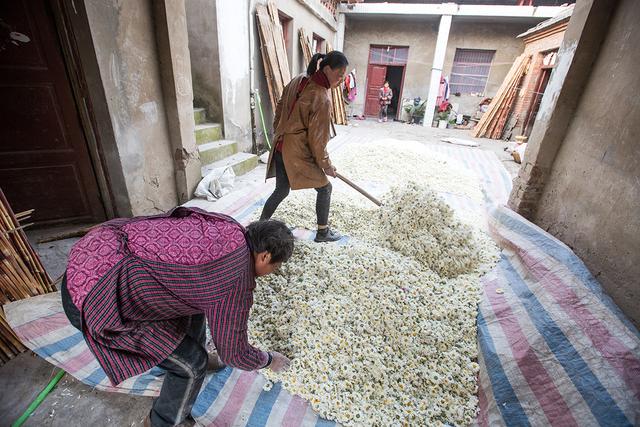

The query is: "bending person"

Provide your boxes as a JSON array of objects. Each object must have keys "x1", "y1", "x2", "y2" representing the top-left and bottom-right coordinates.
[{"x1": 61, "y1": 207, "x2": 294, "y2": 427}]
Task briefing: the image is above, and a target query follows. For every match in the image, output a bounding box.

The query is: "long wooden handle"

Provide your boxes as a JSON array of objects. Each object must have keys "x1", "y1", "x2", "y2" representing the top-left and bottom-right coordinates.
[{"x1": 335, "y1": 172, "x2": 382, "y2": 207}]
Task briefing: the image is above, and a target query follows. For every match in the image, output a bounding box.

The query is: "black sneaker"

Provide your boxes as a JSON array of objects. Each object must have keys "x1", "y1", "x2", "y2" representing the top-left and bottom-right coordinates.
[{"x1": 314, "y1": 228, "x2": 342, "y2": 243}]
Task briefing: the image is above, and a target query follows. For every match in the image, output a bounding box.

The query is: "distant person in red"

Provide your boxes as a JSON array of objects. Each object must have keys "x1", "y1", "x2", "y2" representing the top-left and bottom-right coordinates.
[{"x1": 378, "y1": 81, "x2": 393, "y2": 123}]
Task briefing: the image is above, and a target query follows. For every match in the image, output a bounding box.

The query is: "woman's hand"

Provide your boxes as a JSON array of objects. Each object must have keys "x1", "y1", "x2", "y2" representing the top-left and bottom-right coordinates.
[
  {"x1": 324, "y1": 165, "x2": 337, "y2": 178},
  {"x1": 269, "y1": 351, "x2": 291, "y2": 372}
]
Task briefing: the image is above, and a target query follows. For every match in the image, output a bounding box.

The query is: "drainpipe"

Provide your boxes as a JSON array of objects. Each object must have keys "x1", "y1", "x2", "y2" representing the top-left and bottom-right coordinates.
[{"x1": 249, "y1": 0, "x2": 258, "y2": 153}]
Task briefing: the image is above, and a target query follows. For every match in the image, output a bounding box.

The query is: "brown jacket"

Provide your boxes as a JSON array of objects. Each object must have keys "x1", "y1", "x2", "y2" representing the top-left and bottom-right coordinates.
[{"x1": 265, "y1": 74, "x2": 333, "y2": 190}]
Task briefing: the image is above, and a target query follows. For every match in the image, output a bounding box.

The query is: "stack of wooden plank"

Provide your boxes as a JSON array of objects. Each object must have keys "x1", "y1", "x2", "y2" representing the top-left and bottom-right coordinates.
[
  {"x1": 0, "y1": 190, "x2": 53, "y2": 364},
  {"x1": 326, "y1": 43, "x2": 348, "y2": 125},
  {"x1": 473, "y1": 54, "x2": 531, "y2": 139},
  {"x1": 299, "y1": 28, "x2": 313, "y2": 68},
  {"x1": 256, "y1": 0, "x2": 291, "y2": 111}
]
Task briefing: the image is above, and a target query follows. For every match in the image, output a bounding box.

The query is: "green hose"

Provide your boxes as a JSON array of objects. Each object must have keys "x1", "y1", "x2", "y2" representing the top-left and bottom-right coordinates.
[
  {"x1": 254, "y1": 91, "x2": 271, "y2": 150},
  {"x1": 12, "y1": 370, "x2": 65, "y2": 427}
]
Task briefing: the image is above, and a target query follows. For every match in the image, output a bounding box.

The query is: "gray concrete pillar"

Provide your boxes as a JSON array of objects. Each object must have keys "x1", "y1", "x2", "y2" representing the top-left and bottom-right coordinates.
[
  {"x1": 153, "y1": 0, "x2": 201, "y2": 204},
  {"x1": 508, "y1": 0, "x2": 618, "y2": 218},
  {"x1": 423, "y1": 14, "x2": 452, "y2": 127},
  {"x1": 336, "y1": 13, "x2": 346, "y2": 52}
]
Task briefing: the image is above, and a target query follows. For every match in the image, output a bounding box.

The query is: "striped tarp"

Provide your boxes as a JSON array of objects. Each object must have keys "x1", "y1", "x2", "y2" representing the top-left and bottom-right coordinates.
[
  {"x1": 478, "y1": 205, "x2": 640, "y2": 426},
  {"x1": 14, "y1": 142, "x2": 636, "y2": 426}
]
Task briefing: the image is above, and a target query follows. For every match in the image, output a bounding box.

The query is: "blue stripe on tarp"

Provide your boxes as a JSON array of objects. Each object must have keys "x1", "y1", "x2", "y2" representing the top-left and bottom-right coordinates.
[
  {"x1": 35, "y1": 331, "x2": 85, "y2": 358},
  {"x1": 245, "y1": 381, "x2": 283, "y2": 426},
  {"x1": 234, "y1": 198, "x2": 268, "y2": 223},
  {"x1": 130, "y1": 367, "x2": 165, "y2": 395},
  {"x1": 477, "y1": 309, "x2": 531, "y2": 427},
  {"x1": 191, "y1": 367, "x2": 234, "y2": 418},
  {"x1": 494, "y1": 208, "x2": 640, "y2": 340},
  {"x1": 500, "y1": 256, "x2": 631, "y2": 427},
  {"x1": 314, "y1": 417, "x2": 337, "y2": 427},
  {"x1": 85, "y1": 366, "x2": 107, "y2": 386}
]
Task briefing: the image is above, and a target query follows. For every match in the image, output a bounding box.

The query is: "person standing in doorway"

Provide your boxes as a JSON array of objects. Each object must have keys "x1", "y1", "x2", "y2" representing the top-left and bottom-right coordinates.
[
  {"x1": 378, "y1": 81, "x2": 393, "y2": 123},
  {"x1": 261, "y1": 51, "x2": 349, "y2": 243}
]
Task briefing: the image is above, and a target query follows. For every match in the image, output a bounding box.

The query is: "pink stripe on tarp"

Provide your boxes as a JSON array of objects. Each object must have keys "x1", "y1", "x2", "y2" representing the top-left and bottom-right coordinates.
[
  {"x1": 476, "y1": 374, "x2": 489, "y2": 427},
  {"x1": 281, "y1": 394, "x2": 309, "y2": 427},
  {"x1": 517, "y1": 248, "x2": 640, "y2": 400},
  {"x1": 13, "y1": 312, "x2": 70, "y2": 341},
  {"x1": 221, "y1": 186, "x2": 271, "y2": 217},
  {"x1": 62, "y1": 348, "x2": 96, "y2": 374},
  {"x1": 484, "y1": 277, "x2": 580, "y2": 427},
  {"x1": 213, "y1": 371, "x2": 258, "y2": 426}
]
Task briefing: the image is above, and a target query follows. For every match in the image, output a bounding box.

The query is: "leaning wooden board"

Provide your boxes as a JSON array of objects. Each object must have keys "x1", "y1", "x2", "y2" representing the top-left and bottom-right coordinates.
[{"x1": 256, "y1": 0, "x2": 291, "y2": 110}]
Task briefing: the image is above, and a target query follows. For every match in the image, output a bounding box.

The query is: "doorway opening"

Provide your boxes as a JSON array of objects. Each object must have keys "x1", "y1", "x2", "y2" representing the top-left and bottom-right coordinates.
[
  {"x1": 385, "y1": 66, "x2": 404, "y2": 119},
  {"x1": 523, "y1": 50, "x2": 557, "y2": 137},
  {"x1": 364, "y1": 45, "x2": 408, "y2": 119}
]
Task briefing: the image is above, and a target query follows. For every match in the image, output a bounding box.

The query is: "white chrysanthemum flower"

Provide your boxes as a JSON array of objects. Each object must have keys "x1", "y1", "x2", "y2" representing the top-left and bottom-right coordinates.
[{"x1": 248, "y1": 142, "x2": 500, "y2": 426}]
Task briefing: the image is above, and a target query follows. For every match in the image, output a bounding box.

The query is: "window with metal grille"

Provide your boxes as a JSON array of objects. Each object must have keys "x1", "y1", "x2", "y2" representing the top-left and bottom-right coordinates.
[{"x1": 449, "y1": 48, "x2": 495, "y2": 95}]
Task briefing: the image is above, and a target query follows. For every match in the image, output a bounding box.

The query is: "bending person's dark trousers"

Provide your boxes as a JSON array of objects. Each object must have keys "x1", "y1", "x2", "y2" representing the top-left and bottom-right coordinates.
[
  {"x1": 260, "y1": 150, "x2": 332, "y2": 225},
  {"x1": 61, "y1": 275, "x2": 208, "y2": 427}
]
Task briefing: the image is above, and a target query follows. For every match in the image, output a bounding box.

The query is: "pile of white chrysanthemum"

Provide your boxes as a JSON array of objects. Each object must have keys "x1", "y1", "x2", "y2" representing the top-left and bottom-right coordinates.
[{"x1": 247, "y1": 140, "x2": 499, "y2": 426}]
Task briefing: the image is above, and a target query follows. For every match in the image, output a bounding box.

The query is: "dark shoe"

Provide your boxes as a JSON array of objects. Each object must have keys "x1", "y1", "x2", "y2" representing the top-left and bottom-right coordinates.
[
  {"x1": 207, "y1": 352, "x2": 226, "y2": 373},
  {"x1": 145, "y1": 413, "x2": 196, "y2": 427},
  {"x1": 314, "y1": 228, "x2": 342, "y2": 243}
]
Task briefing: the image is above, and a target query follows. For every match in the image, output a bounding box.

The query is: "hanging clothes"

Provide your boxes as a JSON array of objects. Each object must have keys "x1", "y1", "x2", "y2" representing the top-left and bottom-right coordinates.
[{"x1": 344, "y1": 69, "x2": 357, "y2": 103}]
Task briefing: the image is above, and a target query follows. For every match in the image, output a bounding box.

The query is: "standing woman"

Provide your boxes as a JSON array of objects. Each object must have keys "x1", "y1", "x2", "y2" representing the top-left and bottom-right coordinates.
[
  {"x1": 378, "y1": 81, "x2": 393, "y2": 123},
  {"x1": 260, "y1": 51, "x2": 348, "y2": 243}
]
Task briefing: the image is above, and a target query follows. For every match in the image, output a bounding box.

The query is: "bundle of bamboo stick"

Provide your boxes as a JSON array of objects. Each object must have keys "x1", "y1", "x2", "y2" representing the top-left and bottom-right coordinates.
[{"x1": 0, "y1": 189, "x2": 53, "y2": 364}]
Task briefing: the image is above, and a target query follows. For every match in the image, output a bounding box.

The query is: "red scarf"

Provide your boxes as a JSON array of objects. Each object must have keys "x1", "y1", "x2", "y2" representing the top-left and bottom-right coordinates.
[{"x1": 311, "y1": 70, "x2": 331, "y2": 89}]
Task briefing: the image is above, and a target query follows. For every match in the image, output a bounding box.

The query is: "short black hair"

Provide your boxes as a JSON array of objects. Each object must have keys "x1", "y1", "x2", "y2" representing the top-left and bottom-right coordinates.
[
  {"x1": 306, "y1": 51, "x2": 349, "y2": 75},
  {"x1": 245, "y1": 220, "x2": 294, "y2": 263}
]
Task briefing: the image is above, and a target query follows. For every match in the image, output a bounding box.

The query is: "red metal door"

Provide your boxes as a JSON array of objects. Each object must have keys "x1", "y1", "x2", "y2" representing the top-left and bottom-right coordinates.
[
  {"x1": 364, "y1": 64, "x2": 387, "y2": 116},
  {"x1": 0, "y1": 0, "x2": 105, "y2": 224}
]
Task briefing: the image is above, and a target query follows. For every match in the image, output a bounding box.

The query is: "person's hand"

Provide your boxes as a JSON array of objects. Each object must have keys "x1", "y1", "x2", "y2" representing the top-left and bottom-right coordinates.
[
  {"x1": 268, "y1": 351, "x2": 291, "y2": 372},
  {"x1": 324, "y1": 165, "x2": 337, "y2": 178}
]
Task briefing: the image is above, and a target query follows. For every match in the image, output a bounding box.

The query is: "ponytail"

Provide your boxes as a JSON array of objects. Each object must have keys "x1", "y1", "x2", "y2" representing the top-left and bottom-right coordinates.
[
  {"x1": 306, "y1": 53, "x2": 326, "y2": 75},
  {"x1": 306, "y1": 50, "x2": 349, "y2": 76}
]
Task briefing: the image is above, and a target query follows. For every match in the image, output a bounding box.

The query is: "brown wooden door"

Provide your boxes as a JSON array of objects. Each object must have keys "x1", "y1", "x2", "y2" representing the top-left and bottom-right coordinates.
[
  {"x1": 0, "y1": 0, "x2": 105, "y2": 224},
  {"x1": 364, "y1": 64, "x2": 387, "y2": 116}
]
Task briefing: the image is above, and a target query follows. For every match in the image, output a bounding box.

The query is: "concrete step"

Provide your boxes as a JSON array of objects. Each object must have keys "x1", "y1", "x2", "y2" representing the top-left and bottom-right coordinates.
[
  {"x1": 201, "y1": 152, "x2": 258, "y2": 177},
  {"x1": 195, "y1": 123, "x2": 223, "y2": 145},
  {"x1": 198, "y1": 140, "x2": 239, "y2": 165},
  {"x1": 193, "y1": 107, "x2": 207, "y2": 125}
]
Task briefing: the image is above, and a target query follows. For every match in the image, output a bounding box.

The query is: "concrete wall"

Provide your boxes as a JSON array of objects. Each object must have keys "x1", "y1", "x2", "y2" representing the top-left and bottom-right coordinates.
[
  {"x1": 343, "y1": 17, "x2": 439, "y2": 116},
  {"x1": 343, "y1": 17, "x2": 531, "y2": 117},
  {"x1": 532, "y1": 0, "x2": 640, "y2": 326},
  {"x1": 84, "y1": 0, "x2": 178, "y2": 215},
  {"x1": 251, "y1": 0, "x2": 337, "y2": 151},
  {"x1": 443, "y1": 20, "x2": 530, "y2": 116},
  {"x1": 186, "y1": 0, "x2": 223, "y2": 125},
  {"x1": 216, "y1": 0, "x2": 253, "y2": 152}
]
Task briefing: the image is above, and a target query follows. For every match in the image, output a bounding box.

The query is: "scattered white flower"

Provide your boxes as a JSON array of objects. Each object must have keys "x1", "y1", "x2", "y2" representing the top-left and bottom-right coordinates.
[{"x1": 249, "y1": 141, "x2": 499, "y2": 426}]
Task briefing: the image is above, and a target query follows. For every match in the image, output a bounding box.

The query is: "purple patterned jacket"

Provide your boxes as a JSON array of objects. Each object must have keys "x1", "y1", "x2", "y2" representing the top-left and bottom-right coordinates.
[{"x1": 65, "y1": 207, "x2": 268, "y2": 385}]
